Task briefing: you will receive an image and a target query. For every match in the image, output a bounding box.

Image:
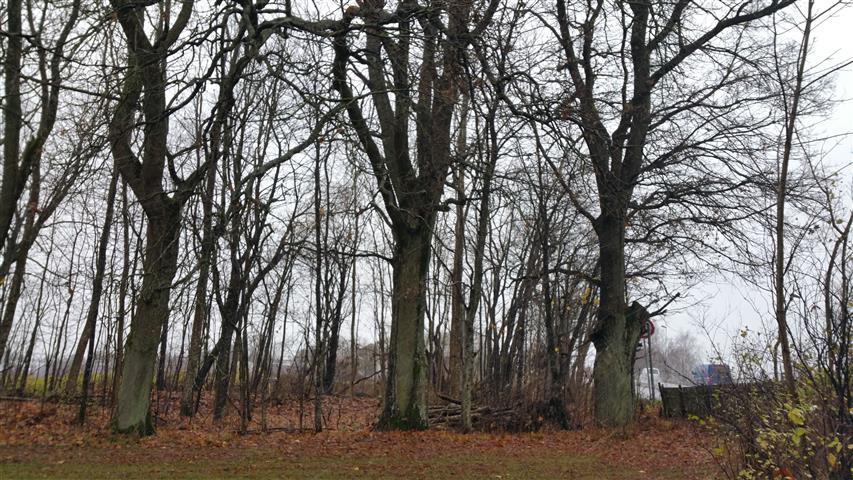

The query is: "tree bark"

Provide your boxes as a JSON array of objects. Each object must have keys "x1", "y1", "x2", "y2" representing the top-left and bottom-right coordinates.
[
  {"x1": 550, "y1": 0, "x2": 795, "y2": 428},
  {"x1": 0, "y1": 0, "x2": 24, "y2": 254},
  {"x1": 377, "y1": 228, "x2": 432, "y2": 430},
  {"x1": 212, "y1": 269, "x2": 242, "y2": 420},
  {"x1": 591, "y1": 214, "x2": 645, "y2": 427},
  {"x1": 113, "y1": 205, "x2": 181, "y2": 434}
]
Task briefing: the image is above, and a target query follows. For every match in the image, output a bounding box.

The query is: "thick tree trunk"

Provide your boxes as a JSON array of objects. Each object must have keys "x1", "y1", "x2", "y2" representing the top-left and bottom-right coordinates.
[
  {"x1": 591, "y1": 215, "x2": 644, "y2": 428},
  {"x1": 377, "y1": 228, "x2": 431, "y2": 430},
  {"x1": 112, "y1": 204, "x2": 181, "y2": 435}
]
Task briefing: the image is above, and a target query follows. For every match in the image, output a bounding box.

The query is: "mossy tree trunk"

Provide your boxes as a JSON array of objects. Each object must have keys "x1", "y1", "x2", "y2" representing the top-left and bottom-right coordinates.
[
  {"x1": 113, "y1": 204, "x2": 181, "y2": 434},
  {"x1": 377, "y1": 227, "x2": 433, "y2": 429}
]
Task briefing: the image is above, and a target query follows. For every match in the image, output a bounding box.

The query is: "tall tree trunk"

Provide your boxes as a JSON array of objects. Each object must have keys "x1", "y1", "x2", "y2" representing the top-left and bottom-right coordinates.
[
  {"x1": 108, "y1": 0, "x2": 197, "y2": 435},
  {"x1": 179, "y1": 43, "x2": 238, "y2": 415},
  {"x1": 65, "y1": 171, "x2": 119, "y2": 395},
  {"x1": 212, "y1": 273, "x2": 242, "y2": 420},
  {"x1": 461, "y1": 98, "x2": 497, "y2": 431},
  {"x1": 349, "y1": 200, "x2": 359, "y2": 396},
  {"x1": 113, "y1": 205, "x2": 181, "y2": 434},
  {"x1": 0, "y1": 0, "x2": 24, "y2": 254},
  {"x1": 112, "y1": 181, "x2": 130, "y2": 401},
  {"x1": 591, "y1": 214, "x2": 645, "y2": 427},
  {"x1": 313, "y1": 140, "x2": 324, "y2": 432},
  {"x1": 537, "y1": 168, "x2": 569, "y2": 428},
  {"x1": 449, "y1": 167, "x2": 465, "y2": 398},
  {"x1": 377, "y1": 228, "x2": 432, "y2": 430},
  {"x1": 0, "y1": 0, "x2": 80, "y2": 358},
  {"x1": 180, "y1": 189, "x2": 214, "y2": 415},
  {"x1": 773, "y1": 0, "x2": 813, "y2": 400}
]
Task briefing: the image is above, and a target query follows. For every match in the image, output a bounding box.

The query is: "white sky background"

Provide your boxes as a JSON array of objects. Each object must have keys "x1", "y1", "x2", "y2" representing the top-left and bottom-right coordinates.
[
  {"x1": 661, "y1": 0, "x2": 853, "y2": 366},
  {"x1": 9, "y1": 0, "x2": 852, "y2": 375}
]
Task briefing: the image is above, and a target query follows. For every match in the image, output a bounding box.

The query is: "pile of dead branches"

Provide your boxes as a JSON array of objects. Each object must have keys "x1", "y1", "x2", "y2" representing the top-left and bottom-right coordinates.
[{"x1": 428, "y1": 402, "x2": 551, "y2": 432}]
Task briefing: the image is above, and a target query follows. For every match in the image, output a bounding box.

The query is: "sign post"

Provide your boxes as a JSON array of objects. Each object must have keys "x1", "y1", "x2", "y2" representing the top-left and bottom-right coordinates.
[{"x1": 640, "y1": 319, "x2": 656, "y2": 400}]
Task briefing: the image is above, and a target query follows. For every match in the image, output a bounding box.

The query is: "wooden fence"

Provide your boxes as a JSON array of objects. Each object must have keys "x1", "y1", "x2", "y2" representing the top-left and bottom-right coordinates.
[
  {"x1": 658, "y1": 384, "x2": 716, "y2": 418},
  {"x1": 658, "y1": 382, "x2": 782, "y2": 418}
]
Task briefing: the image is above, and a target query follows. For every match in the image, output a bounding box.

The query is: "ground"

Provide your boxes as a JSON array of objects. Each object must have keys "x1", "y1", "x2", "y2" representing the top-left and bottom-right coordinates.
[{"x1": 0, "y1": 396, "x2": 719, "y2": 479}]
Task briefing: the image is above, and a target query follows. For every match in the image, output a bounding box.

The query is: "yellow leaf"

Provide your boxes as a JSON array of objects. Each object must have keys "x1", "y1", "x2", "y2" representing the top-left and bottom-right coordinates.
[
  {"x1": 827, "y1": 452, "x2": 837, "y2": 468},
  {"x1": 787, "y1": 407, "x2": 805, "y2": 426},
  {"x1": 828, "y1": 437, "x2": 841, "y2": 452}
]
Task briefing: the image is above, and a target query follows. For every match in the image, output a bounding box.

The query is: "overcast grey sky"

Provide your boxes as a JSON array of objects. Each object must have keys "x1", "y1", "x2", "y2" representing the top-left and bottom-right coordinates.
[{"x1": 662, "y1": 0, "x2": 853, "y2": 364}]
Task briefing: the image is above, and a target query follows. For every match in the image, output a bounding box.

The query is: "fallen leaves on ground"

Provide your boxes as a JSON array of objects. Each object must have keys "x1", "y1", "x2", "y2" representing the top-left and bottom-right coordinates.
[{"x1": 0, "y1": 397, "x2": 718, "y2": 479}]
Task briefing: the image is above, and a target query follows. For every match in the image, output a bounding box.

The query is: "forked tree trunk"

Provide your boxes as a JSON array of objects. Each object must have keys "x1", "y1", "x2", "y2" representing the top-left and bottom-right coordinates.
[
  {"x1": 212, "y1": 286, "x2": 241, "y2": 420},
  {"x1": 323, "y1": 262, "x2": 349, "y2": 394},
  {"x1": 377, "y1": 227, "x2": 432, "y2": 430}
]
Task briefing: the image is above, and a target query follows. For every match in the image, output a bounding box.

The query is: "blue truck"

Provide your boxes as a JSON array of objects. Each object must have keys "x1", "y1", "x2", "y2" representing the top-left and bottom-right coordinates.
[{"x1": 691, "y1": 363, "x2": 733, "y2": 385}]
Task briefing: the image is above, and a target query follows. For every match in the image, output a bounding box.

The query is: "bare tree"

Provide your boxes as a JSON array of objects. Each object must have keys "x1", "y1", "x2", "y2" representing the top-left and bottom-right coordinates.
[
  {"x1": 107, "y1": 0, "x2": 205, "y2": 434},
  {"x1": 547, "y1": 0, "x2": 797, "y2": 427}
]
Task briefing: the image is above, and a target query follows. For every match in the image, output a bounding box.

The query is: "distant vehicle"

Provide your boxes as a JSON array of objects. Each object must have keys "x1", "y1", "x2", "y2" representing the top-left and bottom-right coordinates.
[
  {"x1": 636, "y1": 368, "x2": 661, "y2": 400},
  {"x1": 691, "y1": 364, "x2": 733, "y2": 385},
  {"x1": 638, "y1": 367, "x2": 660, "y2": 385}
]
